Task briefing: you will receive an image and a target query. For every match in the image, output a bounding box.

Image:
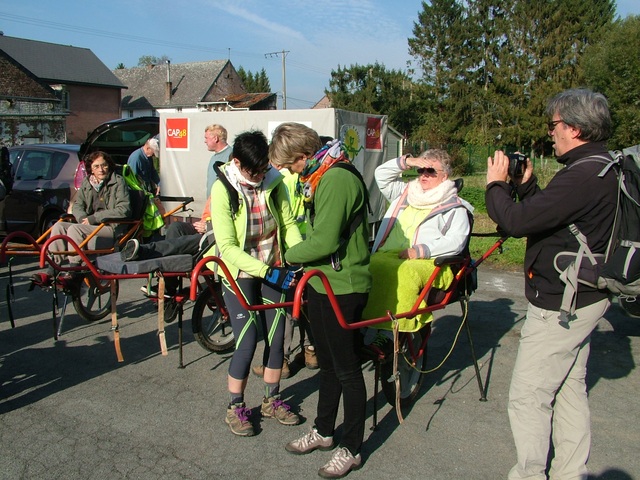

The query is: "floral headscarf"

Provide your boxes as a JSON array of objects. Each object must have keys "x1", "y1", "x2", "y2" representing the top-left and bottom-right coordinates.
[{"x1": 297, "y1": 139, "x2": 350, "y2": 204}]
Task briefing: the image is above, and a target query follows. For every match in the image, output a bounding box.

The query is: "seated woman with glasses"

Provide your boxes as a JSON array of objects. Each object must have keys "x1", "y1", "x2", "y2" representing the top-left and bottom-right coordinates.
[
  {"x1": 33, "y1": 151, "x2": 131, "y2": 283},
  {"x1": 362, "y1": 149, "x2": 474, "y2": 352}
]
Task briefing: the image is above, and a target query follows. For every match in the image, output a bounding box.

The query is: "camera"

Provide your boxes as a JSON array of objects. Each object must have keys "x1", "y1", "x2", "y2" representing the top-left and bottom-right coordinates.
[{"x1": 508, "y1": 153, "x2": 527, "y2": 179}]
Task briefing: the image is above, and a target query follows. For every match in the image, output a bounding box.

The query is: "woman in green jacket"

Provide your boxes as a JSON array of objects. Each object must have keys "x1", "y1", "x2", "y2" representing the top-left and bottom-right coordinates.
[
  {"x1": 206, "y1": 130, "x2": 303, "y2": 437},
  {"x1": 269, "y1": 123, "x2": 371, "y2": 479}
]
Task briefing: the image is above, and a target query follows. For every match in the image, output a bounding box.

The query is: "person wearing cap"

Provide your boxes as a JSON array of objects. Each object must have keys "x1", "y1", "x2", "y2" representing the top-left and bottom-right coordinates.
[{"x1": 127, "y1": 137, "x2": 161, "y2": 196}]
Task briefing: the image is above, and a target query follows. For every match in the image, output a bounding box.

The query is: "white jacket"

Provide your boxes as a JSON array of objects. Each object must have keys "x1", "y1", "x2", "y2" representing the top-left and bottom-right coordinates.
[{"x1": 372, "y1": 157, "x2": 473, "y2": 257}]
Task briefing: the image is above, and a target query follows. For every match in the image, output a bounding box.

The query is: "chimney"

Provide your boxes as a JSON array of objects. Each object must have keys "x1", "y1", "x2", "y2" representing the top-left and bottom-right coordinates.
[{"x1": 165, "y1": 60, "x2": 172, "y2": 103}]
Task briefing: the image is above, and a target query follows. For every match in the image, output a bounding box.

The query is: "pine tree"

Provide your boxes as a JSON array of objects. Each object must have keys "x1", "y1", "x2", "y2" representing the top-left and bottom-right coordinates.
[{"x1": 583, "y1": 15, "x2": 640, "y2": 146}]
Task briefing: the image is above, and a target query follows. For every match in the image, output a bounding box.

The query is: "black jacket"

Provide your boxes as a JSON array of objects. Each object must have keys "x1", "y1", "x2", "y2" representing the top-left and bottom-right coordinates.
[{"x1": 485, "y1": 142, "x2": 618, "y2": 310}]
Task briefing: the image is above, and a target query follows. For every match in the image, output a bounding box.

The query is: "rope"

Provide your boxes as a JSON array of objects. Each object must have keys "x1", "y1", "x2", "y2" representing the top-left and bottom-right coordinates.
[
  {"x1": 392, "y1": 315, "x2": 404, "y2": 424},
  {"x1": 401, "y1": 295, "x2": 470, "y2": 375}
]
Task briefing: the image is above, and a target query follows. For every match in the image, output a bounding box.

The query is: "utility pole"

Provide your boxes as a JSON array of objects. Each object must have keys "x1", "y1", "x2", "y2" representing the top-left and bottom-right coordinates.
[{"x1": 265, "y1": 50, "x2": 289, "y2": 109}]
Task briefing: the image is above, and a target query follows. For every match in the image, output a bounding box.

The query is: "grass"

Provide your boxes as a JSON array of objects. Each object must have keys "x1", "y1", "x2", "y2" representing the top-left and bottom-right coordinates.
[{"x1": 399, "y1": 167, "x2": 560, "y2": 271}]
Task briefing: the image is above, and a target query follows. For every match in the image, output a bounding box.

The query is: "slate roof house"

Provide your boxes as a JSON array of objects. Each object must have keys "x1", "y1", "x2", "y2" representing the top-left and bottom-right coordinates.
[
  {"x1": 0, "y1": 34, "x2": 125, "y2": 145},
  {"x1": 113, "y1": 60, "x2": 277, "y2": 117}
]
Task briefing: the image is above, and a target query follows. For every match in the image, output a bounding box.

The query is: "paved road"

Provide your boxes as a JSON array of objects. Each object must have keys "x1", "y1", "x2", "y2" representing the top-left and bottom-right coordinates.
[{"x1": 1, "y1": 256, "x2": 639, "y2": 480}]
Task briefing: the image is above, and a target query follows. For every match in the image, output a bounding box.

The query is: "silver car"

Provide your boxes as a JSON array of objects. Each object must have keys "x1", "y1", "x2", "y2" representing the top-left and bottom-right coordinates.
[
  {"x1": 3, "y1": 144, "x2": 80, "y2": 237},
  {"x1": 1, "y1": 116, "x2": 160, "y2": 237}
]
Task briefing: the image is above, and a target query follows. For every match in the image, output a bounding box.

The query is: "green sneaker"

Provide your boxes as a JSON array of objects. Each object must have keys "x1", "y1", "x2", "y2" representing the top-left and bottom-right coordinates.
[
  {"x1": 225, "y1": 403, "x2": 254, "y2": 436},
  {"x1": 261, "y1": 396, "x2": 300, "y2": 426}
]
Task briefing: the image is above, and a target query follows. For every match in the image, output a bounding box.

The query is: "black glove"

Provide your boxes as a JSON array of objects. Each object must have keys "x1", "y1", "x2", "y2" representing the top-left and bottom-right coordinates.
[{"x1": 264, "y1": 267, "x2": 297, "y2": 290}]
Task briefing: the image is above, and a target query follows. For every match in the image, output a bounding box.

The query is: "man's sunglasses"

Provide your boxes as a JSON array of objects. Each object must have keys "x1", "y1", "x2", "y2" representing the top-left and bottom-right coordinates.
[{"x1": 416, "y1": 167, "x2": 441, "y2": 175}]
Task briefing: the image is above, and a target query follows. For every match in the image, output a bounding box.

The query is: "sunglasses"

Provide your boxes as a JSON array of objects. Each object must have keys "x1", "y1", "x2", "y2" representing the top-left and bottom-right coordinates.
[{"x1": 416, "y1": 167, "x2": 441, "y2": 176}]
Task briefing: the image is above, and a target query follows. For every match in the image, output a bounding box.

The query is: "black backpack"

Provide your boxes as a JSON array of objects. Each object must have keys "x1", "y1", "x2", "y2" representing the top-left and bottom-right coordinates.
[{"x1": 556, "y1": 145, "x2": 640, "y2": 321}]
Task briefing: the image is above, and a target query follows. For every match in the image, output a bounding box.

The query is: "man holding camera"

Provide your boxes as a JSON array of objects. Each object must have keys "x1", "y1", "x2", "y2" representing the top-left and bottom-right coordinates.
[{"x1": 485, "y1": 88, "x2": 618, "y2": 479}]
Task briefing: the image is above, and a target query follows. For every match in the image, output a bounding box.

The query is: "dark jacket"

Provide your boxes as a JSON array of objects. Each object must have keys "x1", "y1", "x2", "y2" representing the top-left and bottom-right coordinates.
[
  {"x1": 485, "y1": 141, "x2": 617, "y2": 310},
  {"x1": 73, "y1": 172, "x2": 132, "y2": 237}
]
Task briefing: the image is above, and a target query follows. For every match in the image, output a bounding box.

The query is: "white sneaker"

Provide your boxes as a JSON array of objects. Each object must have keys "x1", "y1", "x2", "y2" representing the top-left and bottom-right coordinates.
[
  {"x1": 140, "y1": 285, "x2": 170, "y2": 298},
  {"x1": 318, "y1": 447, "x2": 362, "y2": 478},
  {"x1": 285, "y1": 427, "x2": 334, "y2": 454}
]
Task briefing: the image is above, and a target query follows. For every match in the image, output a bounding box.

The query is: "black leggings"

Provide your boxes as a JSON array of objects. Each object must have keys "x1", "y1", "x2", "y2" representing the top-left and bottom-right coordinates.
[{"x1": 223, "y1": 277, "x2": 288, "y2": 380}]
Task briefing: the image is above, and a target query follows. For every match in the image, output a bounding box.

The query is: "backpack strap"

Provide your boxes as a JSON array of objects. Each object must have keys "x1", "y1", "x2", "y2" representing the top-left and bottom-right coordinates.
[
  {"x1": 324, "y1": 162, "x2": 370, "y2": 271},
  {"x1": 213, "y1": 161, "x2": 240, "y2": 218},
  {"x1": 558, "y1": 224, "x2": 605, "y2": 326},
  {"x1": 558, "y1": 154, "x2": 619, "y2": 326}
]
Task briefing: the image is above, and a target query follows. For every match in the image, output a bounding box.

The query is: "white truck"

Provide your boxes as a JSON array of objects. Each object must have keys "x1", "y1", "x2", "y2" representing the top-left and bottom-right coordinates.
[{"x1": 158, "y1": 108, "x2": 403, "y2": 225}]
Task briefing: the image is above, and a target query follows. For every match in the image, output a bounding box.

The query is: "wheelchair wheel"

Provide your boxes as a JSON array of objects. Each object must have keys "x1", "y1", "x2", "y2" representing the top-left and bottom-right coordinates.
[
  {"x1": 191, "y1": 283, "x2": 234, "y2": 353},
  {"x1": 380, "y1": 326, "x2": 429, "y2": 408},
  {"x1": 73, "y1": 275, "x2": 117, "y2": 322}
]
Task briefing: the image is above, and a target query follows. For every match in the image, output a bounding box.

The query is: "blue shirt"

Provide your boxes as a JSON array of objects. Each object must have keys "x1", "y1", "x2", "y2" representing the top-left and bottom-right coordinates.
[
  {"x1": 127, "y1": 147, "x2": 160, "y2": 193},
  {"x1": 206, "y1": 145, "x2": 231, "y2": 197}
]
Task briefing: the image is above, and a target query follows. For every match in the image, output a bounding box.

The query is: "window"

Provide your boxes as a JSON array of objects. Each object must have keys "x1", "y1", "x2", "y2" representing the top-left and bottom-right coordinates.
[{"x1": 15, "y1": 151, "x2": 68, "y2": 181}]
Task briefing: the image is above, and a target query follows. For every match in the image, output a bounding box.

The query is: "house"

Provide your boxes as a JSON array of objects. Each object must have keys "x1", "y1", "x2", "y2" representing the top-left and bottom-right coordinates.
[
  {"x1": 0, "y1": 34, "x2": 125, "y2": 145},
  {"x1": 0, "y1": 49, "x2": 66, "y2": 145},
  {"x1": 312, "y1": 94, "x2": 332, "y2": 109},
  {"x1": 113, "y1": 60, "x2": 277, "y2": 117}
]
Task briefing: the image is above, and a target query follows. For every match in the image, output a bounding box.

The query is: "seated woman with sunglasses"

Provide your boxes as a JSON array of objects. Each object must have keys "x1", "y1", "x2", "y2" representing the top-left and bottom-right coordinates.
[{"x1": 362, "y1": 149, "x2": 473, "y2": 352}]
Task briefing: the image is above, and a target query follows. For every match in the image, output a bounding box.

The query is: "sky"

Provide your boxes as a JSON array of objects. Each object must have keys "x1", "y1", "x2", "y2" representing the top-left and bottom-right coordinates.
[{"x1": 1, "y1": 0, "x2": 638, "y2": 110}]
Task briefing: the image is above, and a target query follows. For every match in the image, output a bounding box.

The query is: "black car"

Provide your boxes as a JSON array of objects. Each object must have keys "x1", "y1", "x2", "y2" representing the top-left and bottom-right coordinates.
[{"x1": 1, "y1": 116, "x2": 159, "y2": 237}]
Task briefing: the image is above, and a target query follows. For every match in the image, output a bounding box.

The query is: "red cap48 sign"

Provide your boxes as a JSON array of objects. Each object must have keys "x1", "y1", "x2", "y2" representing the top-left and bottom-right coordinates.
[{"x1": 166, "y1": 118, "x2": 189, "y2": 150}]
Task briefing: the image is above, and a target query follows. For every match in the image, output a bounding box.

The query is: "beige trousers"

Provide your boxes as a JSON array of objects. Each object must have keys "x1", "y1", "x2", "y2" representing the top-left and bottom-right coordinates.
[
  {"x1": 49, "y1": 221, "x2": 115, "y2": 265},
  {"x1": 507, "y1": 298, "x2": 609, "y2": 480}
]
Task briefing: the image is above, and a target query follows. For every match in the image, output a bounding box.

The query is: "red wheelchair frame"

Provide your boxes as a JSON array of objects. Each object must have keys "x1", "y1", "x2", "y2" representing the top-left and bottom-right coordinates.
[
  {"x1": 1, "y1": 196, "x2": 194, "y2": 327},
  {"x1": 189, "y1": 235, "x2": 507, "y2": 425}
]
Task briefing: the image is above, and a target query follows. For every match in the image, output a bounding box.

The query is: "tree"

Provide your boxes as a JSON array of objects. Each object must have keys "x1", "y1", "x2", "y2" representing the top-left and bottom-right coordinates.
[
  {"x1": 407, "y1": 0, "x2": 615, "y2": 156},
  {"x1": 115, "y1": 62, "x2": 126, "y2": 69},
  {"x1": 326, "y1": 63, "x2": 423, "y2": 137},
  {"x1": 582, "y1": 15, "x2": 640, "y2": 147},
  {"x1": 237, "y1": 67, "x2": 271, "y2": 92},
  {"x1": 137, "y1": 55, "x2": 171, "y2": 67}
]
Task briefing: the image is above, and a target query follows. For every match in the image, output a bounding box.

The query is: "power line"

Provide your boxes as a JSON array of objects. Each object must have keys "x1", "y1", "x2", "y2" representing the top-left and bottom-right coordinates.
[{"x1": 0, "y1": 11, "x2": 332, "y2": 78}]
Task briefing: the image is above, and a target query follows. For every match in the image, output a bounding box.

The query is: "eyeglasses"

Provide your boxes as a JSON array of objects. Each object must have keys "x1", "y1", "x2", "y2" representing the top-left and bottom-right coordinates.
[
  {"x1": 547, "y1": 119, "x2": 564, "y2": 133},
  {"x1": 91, "y1": 163, "x2": 109, "y2": 171},
  {"x1": 244, "y1": 165, "x2": 271, "y2": 177},
  {"x1": 417, "y1": 167, "x2": 442, "y2": 176}
]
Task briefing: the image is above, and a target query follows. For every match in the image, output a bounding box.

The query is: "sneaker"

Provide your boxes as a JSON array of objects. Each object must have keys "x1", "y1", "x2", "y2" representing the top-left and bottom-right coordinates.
[
  {"x1": 57, "y1": 270, "x2": 83, "y2": 291},
  {"x1": 120, "y1": 239, "x2": 140, "y2": 262},
  {"x1": 261, "y1": 396, "x2": 300, "y2": 426},
  {"x1": 30, "y1": 271, "x2": 53, "y2": 287},
  {"x1": 285, "y1": 427, "x2": 334, "y2": 455},
  {"x1": 163, "y1": 299, "x2": 179, "y2": 323},
  {"x1": 225, "y1": 403, "x2": 254, "y2": 436},
  {"x1": 252, "y1": 359, "x2": 291, "y2": 379},
  {"x1": 251, "y1": 364, "x2": 264, "y2": 377},
  {"x1": 140, "y1": 284, "x2": 170, "y2": 299},
  {"x1": 318, "y1": 447, "x2": 362, "y2": 479},
  {"x1": 304, "y1": 346, "x2": 319, "y2": 369}
]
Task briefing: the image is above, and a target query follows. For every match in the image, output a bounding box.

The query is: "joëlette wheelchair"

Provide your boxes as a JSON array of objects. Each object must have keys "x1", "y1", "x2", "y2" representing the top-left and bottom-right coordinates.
[
  {"x1": 188, "y1": 234, "x2": 506, "y2": 426},
  {"x1": 16, "y1": 223, "x2": 232, "y2": 368},
  {"x1": 1, "y1": 194, "x2": 194, "y2": 333}
]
